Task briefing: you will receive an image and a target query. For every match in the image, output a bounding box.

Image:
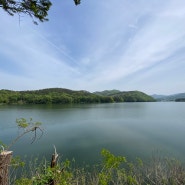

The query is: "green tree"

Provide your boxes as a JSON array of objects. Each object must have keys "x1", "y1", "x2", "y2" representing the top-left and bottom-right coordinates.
[
  {"x1": 8, "y1": 94, "x2": 19, "y2": 104},
  {"x1": 0, "y1": 0, "x2": 81, "y2": 24}
]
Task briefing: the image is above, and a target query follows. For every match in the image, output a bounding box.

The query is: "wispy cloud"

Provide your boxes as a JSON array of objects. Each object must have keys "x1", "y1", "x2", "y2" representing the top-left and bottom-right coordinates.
[{"x1": 0, "y1": 0, "x2": 185, "y2": 94}]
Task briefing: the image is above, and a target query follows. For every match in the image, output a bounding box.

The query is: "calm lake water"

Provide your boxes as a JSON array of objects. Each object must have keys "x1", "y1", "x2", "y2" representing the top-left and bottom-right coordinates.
[{"x1": 1, "y1": 102, "x2": 185, "y2": 165}]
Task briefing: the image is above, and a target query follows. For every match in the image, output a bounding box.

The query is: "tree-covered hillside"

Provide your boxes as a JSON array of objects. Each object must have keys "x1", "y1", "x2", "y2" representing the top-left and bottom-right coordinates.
[
  {"x1": 94, "y1": 90, "x2": 155, "y2": 102},
  {"x1": 94, "y1": 90, "x2": 121, "y2": 96},
  {"x1": 0, "y1": 88, "x2": 155, "y2": 104},
  {"x1": 151, "y1": 93, "x2": 185, "y2": 101}
]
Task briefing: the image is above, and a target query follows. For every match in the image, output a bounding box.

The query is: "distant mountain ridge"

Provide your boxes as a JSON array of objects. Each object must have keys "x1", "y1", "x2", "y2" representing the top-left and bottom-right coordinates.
[
  {"x1": 93, "y1": 90, "x2": 155, "y2": 102},
  {"x1": 151, "y1": 93, "x2": 185, "y2": 101},
  {"x1": 0, "y1": 88, "x2": 155, "y2": 104}
]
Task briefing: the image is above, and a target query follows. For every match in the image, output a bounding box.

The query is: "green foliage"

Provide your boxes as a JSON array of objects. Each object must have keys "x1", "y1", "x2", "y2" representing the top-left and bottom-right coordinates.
[
  {"x1": 6, "y1": 118, "x2": 43, "y2": 150},
  {"x1": 94, "y1": 90, "x2": 155, "y2": 102},
  {"x1": 11, "y1": 156, "x2": 25, "y2": 168},
  {"x1": 16, "y1": 118, "x2": 42, "y2": 131},
  {"x1": 13, "y1": 148, "x2": 185, "y2": 185},
  {"x1": 94, "y1": 90, "x2": 121, "y2": 96},
  {"x1": 112, "y1": 91, "x2": 155, "y2": 102},
  {"x1": 0, "y1": 88, "x2": 155, "y2": 105},
  {"x1": 16, "y1": 118, "x2": 29, "y2": 128},
  {"x1": 0, "y1": 0, "x2": 80, "y2": 24},
  {"x1": 101, "y1": 149, "x2": 126, "y2": 169},
  {"x1": 0, "y1": 0, "x2": 81, "y2": 24},
  {"x1": 15, "y1": 178, "x2": 32, "y2": 185},
  {"x1": 15, "y1": 158, "x2": 73, "y2": 185},
  {"x1": 13, "y1": 149, "x2": 141, "y2": 185},
  {"x1": 99, "y1": 149, "x2": 139, "y2": 185},
  {"x1": 0, "y1": 0, "x2": 52, "y2": 24}
]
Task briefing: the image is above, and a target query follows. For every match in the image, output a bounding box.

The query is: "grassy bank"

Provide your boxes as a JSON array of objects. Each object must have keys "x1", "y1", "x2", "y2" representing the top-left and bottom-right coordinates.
[{"x1": 12, "y1": 149, "x2": 185, "y2": 185}]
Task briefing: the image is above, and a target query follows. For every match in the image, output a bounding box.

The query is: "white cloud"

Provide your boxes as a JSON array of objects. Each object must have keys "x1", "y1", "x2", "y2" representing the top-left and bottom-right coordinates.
[
  {"x1": 0, "y1": 0, "x2": 185, "y2": 94},
  {"x1": 79, "y1": 0, "x2": 185, "y2": 91}
]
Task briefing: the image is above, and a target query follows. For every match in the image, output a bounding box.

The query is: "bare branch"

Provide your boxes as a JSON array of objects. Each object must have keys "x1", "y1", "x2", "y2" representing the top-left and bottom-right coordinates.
[{"x1": 7, "y1": 118, "x2": 44, "y2": 150}]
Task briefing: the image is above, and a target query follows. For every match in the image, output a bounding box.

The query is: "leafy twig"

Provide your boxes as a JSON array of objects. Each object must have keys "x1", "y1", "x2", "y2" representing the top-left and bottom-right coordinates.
[{"x1": 7, "y1": 118, "x2": 43, "y2": 150}]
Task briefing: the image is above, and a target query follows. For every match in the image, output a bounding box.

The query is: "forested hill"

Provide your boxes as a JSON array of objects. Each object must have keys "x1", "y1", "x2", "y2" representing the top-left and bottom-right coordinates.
[
  {"x1": 151, "y1": 92, "x2": 185, "y2": 101},
  {"x1": 93, "y1": 90, "x2": 155, "y2": 102},
  {"x1": 0, "y1": 88, "x2": 155, "y2": 104}
]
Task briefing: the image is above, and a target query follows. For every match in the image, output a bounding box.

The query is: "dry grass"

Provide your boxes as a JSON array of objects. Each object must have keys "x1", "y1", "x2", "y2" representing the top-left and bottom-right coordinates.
[{"x1": 13, "y1": 150, "x2": 185, "y2": 185}]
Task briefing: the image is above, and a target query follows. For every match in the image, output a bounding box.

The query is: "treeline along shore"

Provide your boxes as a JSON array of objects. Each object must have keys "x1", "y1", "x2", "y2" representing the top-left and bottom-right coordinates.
[{"x1": 0, "y1": 88, "x2": 155, "y2": 104}]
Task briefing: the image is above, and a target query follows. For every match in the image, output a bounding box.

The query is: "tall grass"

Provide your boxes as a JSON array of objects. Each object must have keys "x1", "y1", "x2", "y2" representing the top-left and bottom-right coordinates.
[{"x1": 12, "y1": 149, "x2": 185, "y2": 185}]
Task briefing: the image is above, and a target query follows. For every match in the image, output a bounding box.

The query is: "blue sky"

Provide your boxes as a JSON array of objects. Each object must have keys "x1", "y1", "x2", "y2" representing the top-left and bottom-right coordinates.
[{"x1": 0, "y1": 0, "x2": 185, "y2": 95}]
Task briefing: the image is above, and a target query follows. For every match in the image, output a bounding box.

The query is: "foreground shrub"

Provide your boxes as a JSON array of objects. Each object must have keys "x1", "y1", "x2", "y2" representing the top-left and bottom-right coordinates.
[{"x1": 14, "y1": 149, "x2": 185, "y2": 185}]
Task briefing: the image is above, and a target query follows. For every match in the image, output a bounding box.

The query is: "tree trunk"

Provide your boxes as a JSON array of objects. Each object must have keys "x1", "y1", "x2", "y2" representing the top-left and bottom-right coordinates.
[
  {"x1": 49, "y1": 147, "x2": 58, "y2": 185},
  {"x1": 0, "y1": 151, "x2": 13, "y2": 185}
]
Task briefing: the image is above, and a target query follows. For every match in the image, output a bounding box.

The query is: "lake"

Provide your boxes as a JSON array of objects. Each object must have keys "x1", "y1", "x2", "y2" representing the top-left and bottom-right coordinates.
[{"x1": 0, "y1": 102, "x2": 185, "y2": 166}]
